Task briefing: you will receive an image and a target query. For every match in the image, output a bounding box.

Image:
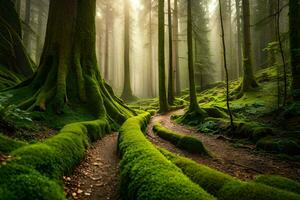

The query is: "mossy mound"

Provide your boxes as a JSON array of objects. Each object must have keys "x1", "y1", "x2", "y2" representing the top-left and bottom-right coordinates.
[
  {"x1": 153, "y1": 123, "x2": 208, "y2": 155},
  {"x1": 255, "y1": 175, "x2": 300, "y2": 195},
  {"x1": 257, "y1": 137, "x2": 300, "y2": 155},
  {"x1": 160, "y1": 148, "x2": 300, "y2": 200},
  {"x1": 118, "y1": 113, "x2": 216, "y2": 200},
  {"x1": 0, "y1": 134, "x2": 27, "y2": 154},
  {"x1": 1, "y1": 118, "x2": 110, "y2": 199}
]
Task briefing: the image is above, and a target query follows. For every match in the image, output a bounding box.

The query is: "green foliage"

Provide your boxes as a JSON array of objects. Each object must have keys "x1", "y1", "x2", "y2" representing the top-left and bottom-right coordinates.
[
  {"x1": 1, "y1": 118, "x2": 110, "y2": 199},
  {"x1": 153, "y1": 123, "x2": 208, "y2": 154},
  {"x1": 257, "y1": 137, "x2": 300, "y2": 155},
  {"x1": 118, "y1": 113, "x2": 216, "y2": 200},
  {"x1": 255, "y1": 175, "x2": 300, "y2": 195},
  {"x1": 0, "y1": 134, "x2": 27, "y2": 154},
  {"x1": 161, "y1": 148, "x2": 300, "y2": 200}
]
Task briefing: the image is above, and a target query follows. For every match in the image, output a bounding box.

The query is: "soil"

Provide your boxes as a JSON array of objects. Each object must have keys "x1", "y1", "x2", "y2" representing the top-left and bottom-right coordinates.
[
  {"x1": 147, "y1": 109, "x2": 300, "y2": 182},
  {"x1": 64, "y1": 133, "x2": 120, "y2": 200}
]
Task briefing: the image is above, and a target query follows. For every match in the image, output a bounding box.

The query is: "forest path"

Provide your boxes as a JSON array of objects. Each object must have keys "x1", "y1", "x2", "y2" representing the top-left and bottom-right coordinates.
[
  {"x1": 64, "y1": 133, "x2": 120, "y2": 200},
  {"x1": 147, "y1": 109, "x2": 300, "y2": 182}
]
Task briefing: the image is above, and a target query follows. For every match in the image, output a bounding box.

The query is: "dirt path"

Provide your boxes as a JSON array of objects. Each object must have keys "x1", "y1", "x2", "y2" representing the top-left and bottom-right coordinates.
[
  {"x1": 64, "y1": 133, "x2": 120, "y2": 200},
  {"x1": 147, "y1": 110, "x2": 300, "y2": 182}
]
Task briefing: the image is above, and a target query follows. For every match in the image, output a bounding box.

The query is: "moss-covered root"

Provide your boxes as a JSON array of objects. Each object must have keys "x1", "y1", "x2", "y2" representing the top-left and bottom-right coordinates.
[
  {"x1": 160, "y1": 149, "x2": 300, "y2": 200},
  {"x1": 0, "y1": 118, "x2": 110, "y2": 199},
  {"x1": 118, "y1": 113, "x2": 216, "y2": 200},
  {"x1": 153, "y1": 123, "x2": 208, "y2": 155},
  {"x1": 175, "y1": 109, "x2": 208, "y2": 126},
  {"x1": 254, "y1": 175, "x2": 300, "y2": 195},
  {"x1": 0, "y1": 134, "x2": 27, "y2": 154}
]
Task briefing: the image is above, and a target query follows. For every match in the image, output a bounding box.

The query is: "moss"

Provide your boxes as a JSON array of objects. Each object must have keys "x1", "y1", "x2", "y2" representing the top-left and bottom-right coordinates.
[
  {"x1": 0, "y1": 134, "x2": 27, "y2": 154},
  {"x1": 218, "y1": 181, "x2": 300, "y2": 200},
  {"x1": 254, "y1": 175, "x2": 300, "y2": 195},
  {"x1": 257, "y1": 137, "x2": 300, "y2": 155},
  {"x1": 153, "y1": 123, "x2": 208, "y2": 155},
  {"x1": 1, "y1": 117, "x2": 110, "y2": 199},
  {"x1": 160, "y1": 149, "x2": 300, "y2": 200},
  {"x1": 118, "y1": 113, "x2": 216, "y2": 200},
  {"x1": 160, "y1": 148, "x2": 236, "y2": 196}
]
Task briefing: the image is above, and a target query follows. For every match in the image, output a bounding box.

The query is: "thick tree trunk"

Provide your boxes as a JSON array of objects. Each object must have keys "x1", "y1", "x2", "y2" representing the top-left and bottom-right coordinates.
[
  {"x1": 173, "y1": 0, "x2": 181, "y2": 96},
  {"x1": 121, "y1": 0, "x2": 135, "y2": 101},
  {"x1": 158, "y1": 0, "x2": 168, "y2": 113},
  {"x1": 290, "y1": 0, "x2": 300, "y2": 101},
  {"x1": 0, "y1": 0, "x2": 34, "y2": 88},
  {"x1": 241, "y1": 0, "x2": 258, "y2": 92},
  {"x1": 167, "y1": 0, "x2": 174, "y2": 104},
  {"x1": 5, "y1": 0, "x2": 133, "y2": 126}
]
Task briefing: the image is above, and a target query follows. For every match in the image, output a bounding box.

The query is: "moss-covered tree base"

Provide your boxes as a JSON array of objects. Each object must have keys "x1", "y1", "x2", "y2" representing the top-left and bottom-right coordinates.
[{"x1": 174, "y1": 109, "x2": 208, "y2": 127}]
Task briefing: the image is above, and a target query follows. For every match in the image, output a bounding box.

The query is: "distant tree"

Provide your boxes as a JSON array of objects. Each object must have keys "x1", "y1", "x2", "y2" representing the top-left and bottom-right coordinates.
[
  {"x1": 167, "y1": 0, "x2": 175, "y2": 104},
  {"x1": 239, "y1": 0, "x2": 258, "y2": 94},
  {"x1": 289, "y1": 0, "x2": 300, "y2": 101},
  {"x1": 121, "y1": 0, "x2": 136, "y2": 101},
  {"x1": 158, "y1": 0, "x2": 169, "y2": 113},
  {"x1": 173, "y1": 0, "x2": 181, "y2": 95}
]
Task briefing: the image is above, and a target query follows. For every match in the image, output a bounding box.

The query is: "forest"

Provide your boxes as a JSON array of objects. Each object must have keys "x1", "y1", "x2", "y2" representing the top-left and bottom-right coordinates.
[{"x1": 0, "y1": 0, "x2": 300, "y2": 199}]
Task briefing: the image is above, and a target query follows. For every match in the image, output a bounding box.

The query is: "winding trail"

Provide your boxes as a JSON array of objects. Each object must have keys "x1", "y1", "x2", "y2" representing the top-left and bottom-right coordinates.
[
  {"x1": 147, "y1": 109, "x2": 300, "y2": 182},
  {"x1": 64, "y1": 133, "x2": 120, "y2": 200}
]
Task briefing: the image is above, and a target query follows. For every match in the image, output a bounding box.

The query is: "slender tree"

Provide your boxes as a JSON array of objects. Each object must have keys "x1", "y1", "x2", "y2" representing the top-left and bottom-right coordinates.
[
  {"x1": 167, "y1": 0, "x2": 175, "y2": 104},
  {"x1": 148, "y1": 0, "x2": 155, "y2": 97},
  {"x1": 158, "y1": 0, "x2": 168, "y2": 113},
  {"x1": 219, "y1": 0, "x2": 234, "y2": 128},
  {"x1": 173, "y1": 0, "x2": 181, "y2": 95},
  {"x1": 121, "y1": 0, "x2": 136, "y2": 101},
  {"x1": 235, "y1": 0, "x2": 242, "y2": 76},
  {"x1": 3, "y1": 0, "x2": 133, "y2": 126},
  {"x1": 289, "y1": 0, "x2": 300, "y2": 101},
  {"x1": 239, "y1": 0, "x2": 258, "y2": 93}
]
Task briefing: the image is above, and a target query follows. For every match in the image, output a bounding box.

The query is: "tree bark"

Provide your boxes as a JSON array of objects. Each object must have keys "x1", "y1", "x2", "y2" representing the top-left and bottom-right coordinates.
[
  {"x1": 173, "y1": 0, "x2": 181, "y2": 96},
  {"x1": 121, "y1": 0, "x2": 135, "y2": 101},
  {"x1": 148, "y1": 0, "x2": 155, "y2": 97},
  {"x1": 290, "y1": 0, "x2": 300, "y2": 101},
  {"x1": 158, "y1": 0, "x2": 168, "y2": 113},
  {"x1": 104, "y1": 3, "x2": 110, "y2": 81},
  {"x1": 241, "y1": 0, "x2": 258, "y2": 92},
  {"x1": 167, "y1": 0, "x2": 174, "y2": 104},
  {"x1": 235, "y1": 0, "x2": 243, "y2": 77},
  {"x1": 23, "y1": 0, "x2": 31, "y2": 52},
  {"x1": 5, "y1": 0, "x2": 133, "y2": 125}
]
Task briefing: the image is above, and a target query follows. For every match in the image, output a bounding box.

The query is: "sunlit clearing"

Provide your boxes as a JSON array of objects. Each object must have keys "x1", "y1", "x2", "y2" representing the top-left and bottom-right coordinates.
[{"x1": 130, "y1": 0, "x2": 143, "y2": 11}]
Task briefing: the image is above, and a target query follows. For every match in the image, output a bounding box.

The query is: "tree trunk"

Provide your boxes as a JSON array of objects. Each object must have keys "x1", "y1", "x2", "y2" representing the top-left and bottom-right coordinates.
[
  {"x1": 148, "y1": 0, "x2": 155, "y2": 97},
  {"x1": 173, "y1": 0, "x2": 181, "y2": 96},
  {"x1": 0, "y1": 0, "x2": 34, "y2": 87},
  {"x1": 187, "y1": 0, "x2": 200, "y2": 111},
  {"x1": 23, "y1": 0, "x2": 31, "y2": 52},
  {"x1": 167, "y1": 0, "x2": 174, "y2": 104},
  {"x1": 5, "y1": 0, "x2": 133, "y2": 126},
  {"x1": 158, "y1": 0, "x2": 168, "y2": 113},
  {"x1": 104, "y1": 3, "x2": 110, "y2": 81},
  {"x1": 121, "y1": 0, "x2": 135, "y2": 101},
  {"x1": 35, "y1": 2, "x2": 44, "y2": 63},
  {"x1": 290, "y1": 0, "x2": 300, "y2": 101},
  {"x1": 235, "y1": 0, "x2": 243, "y2": 77},
  {"x1": 241, "y1": 0, "x2": 258, "y2": 92}
]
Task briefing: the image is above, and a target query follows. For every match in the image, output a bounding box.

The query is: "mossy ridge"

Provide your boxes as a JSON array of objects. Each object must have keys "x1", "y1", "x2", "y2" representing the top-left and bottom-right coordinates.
[
  {"x1": 255, "y1": 175, "x2": 300, "y2": 195},
  {"x1": 118, "y1": 113, "x2": 216, "y2": 200},
  {"x1": 0, "y1": 134, "x2": 27, "y2": 154},
  {"x1": 0, "y1": 118, "x2": 110, "y2": 199},
  {"x1": 153, "y1": 123, "x2": 208, "y2": 155},
  {"x1": 160, "y1": 148, "x2": 300, "y2": 200},
  {"x1": 257, "y1": 136, "x2": 300, "y2": 155}
]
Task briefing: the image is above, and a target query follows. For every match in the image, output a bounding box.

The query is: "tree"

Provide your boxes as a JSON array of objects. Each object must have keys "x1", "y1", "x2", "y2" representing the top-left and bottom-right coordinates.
[
  {"x1": 167, "y1": 0, "x2": 175, "y2": 104},
  {"x1": 121, "y1": 0, "x2": 136, "y2": 101},
  {"x1": 173, "y1": 0, "x2": 181, "y2": 95},
  {"x1": 219, "y1": 0, "x2": 234, "y2": 128},
  {"x1": 23, "y1": 0, "x2": 32, "y2": 51},
  {"x1": 239, "y1": 0, "x2": 258, "y2": 94},
  {"x1": 289, "y1": 0, "x2": 300, "y2": 101},
  {"x1": 3, "y1": 0, "x2": 133, "y2": 126},
  {"x1": 0, "y1": 0, "x2": 34, "y2": 89},
  {"x1": 158, "y1": 0, "x2": 168, "y2": 113}
]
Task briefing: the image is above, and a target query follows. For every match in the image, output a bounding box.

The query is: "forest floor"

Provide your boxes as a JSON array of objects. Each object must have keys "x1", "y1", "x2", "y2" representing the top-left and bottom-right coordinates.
[
  {"x1": 64, "y1": 133, "x2": 120, "y2": 200},
  {"x1": 147, "y1": 109, "x2": 300, "y2": 182}
]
